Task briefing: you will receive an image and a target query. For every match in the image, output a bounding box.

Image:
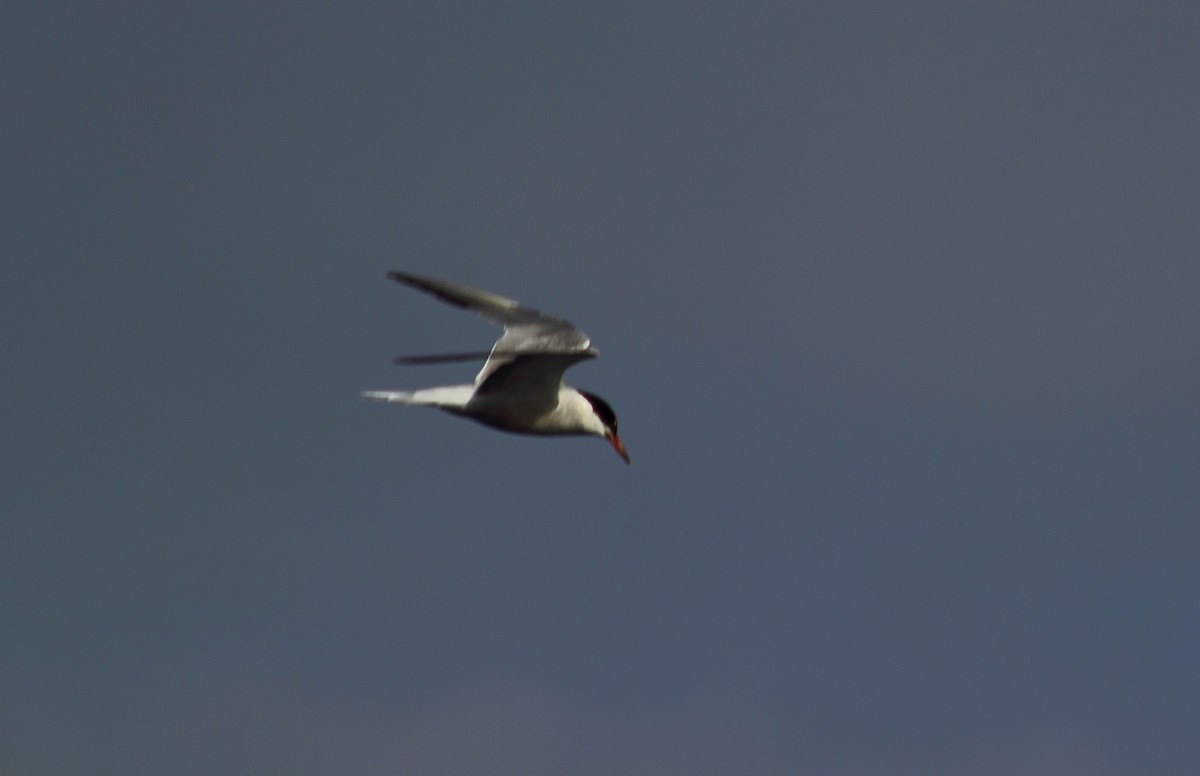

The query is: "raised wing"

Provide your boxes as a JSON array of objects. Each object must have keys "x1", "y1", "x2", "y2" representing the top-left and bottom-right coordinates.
[{"x1": 387, "y1": 271, "x2": 594, "y2": 385}]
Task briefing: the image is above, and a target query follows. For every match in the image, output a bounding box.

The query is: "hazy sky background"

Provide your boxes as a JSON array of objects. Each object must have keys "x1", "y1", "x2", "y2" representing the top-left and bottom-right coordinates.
[{"x1": 4, "y1": 2, "x2": 1199, "y2": 774}]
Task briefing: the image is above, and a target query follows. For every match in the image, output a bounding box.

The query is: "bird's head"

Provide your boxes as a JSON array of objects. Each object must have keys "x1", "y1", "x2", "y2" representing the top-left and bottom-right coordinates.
[{"x1": 579, "y1": 390, "x2": 630, "y2": 465}]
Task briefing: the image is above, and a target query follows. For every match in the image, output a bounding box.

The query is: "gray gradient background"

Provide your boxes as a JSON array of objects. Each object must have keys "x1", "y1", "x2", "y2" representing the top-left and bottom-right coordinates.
[{"x1": 4, "y1": 2, "x2": 1199, "y2": 774}]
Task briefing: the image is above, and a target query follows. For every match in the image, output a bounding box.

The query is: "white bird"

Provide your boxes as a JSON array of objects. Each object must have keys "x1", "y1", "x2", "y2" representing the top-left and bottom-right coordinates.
[{"x1": 363, "y1": 271, "x2": 629, "y2": 464}]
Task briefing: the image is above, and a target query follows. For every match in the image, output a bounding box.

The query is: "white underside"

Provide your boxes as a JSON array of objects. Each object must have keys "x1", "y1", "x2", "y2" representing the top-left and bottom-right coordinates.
[{"x1": 361, "y1": 384, "x2": 604, "y2": 437}]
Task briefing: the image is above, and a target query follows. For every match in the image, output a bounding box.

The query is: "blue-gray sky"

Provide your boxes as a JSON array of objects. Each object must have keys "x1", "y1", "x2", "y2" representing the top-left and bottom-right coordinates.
[{"x1": 4, "y1": 2, "x2": 1198, "y2": 774}]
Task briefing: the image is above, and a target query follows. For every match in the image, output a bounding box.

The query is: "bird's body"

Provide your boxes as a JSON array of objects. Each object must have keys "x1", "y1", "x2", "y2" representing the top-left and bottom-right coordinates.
[{"x1": 363, "y1": 271, "x2": 629, "y2": 464}]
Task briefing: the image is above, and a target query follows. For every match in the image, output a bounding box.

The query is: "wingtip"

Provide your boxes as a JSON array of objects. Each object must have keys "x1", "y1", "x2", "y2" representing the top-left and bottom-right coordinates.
[{"x1": 387, "y1": 270, "x2": 441, "y2": 295}]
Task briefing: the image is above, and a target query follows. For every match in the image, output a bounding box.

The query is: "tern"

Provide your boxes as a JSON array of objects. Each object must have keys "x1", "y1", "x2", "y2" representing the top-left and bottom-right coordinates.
[{"x1": 362, "y1": 271, "x2": 629, "y2": 464}]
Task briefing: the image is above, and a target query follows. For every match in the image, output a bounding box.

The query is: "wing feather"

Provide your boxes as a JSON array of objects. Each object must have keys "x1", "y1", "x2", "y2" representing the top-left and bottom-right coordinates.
[{"x1": 386, "y1": 271, "x2": 594, "y2": 386}]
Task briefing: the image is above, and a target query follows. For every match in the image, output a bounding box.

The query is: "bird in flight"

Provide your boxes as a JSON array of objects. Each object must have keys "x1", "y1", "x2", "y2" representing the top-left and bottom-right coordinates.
[{"x1": 362, "y1": 271, "x2": 629, "y2": 464}]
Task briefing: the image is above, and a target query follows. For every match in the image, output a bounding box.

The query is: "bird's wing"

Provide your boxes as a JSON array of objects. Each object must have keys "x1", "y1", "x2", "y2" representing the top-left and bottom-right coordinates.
[
  {"x1": 387, "y1": 271, "x2": 594, "y2": 386},
  {"x1": 471, "y1": 351, "x2": 597, "y2": 408}
]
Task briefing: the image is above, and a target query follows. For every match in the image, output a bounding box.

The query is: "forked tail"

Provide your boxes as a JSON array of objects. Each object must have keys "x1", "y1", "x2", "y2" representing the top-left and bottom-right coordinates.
[{"x1": 360, "y1": 385, "x2": 474, "y2": 408}]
